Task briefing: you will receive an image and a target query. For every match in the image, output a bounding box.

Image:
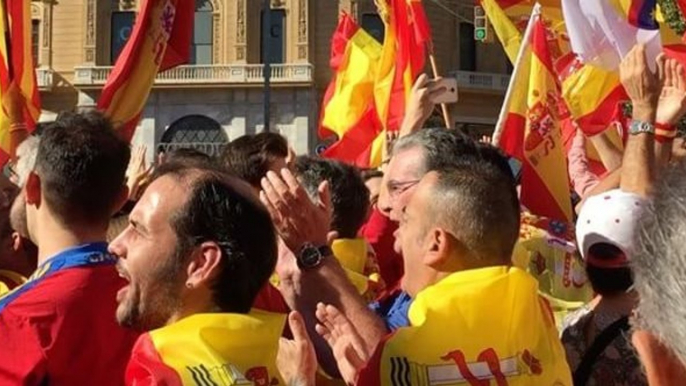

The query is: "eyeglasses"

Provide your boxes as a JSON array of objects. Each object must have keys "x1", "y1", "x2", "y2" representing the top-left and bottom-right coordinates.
[{"x1": 387, "y1": 180, "x2": 420, "y2": 198}]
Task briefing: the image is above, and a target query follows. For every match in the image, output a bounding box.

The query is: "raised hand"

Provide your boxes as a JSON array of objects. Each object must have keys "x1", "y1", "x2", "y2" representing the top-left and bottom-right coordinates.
[
  {"x1": 315, "y1": 303, "x2": 369, "y2": 385},
  {"x1": 260, "y1": 169, "x2": 334, "y2": 255},
  {"x1": 656, "y1": 55, "x2": 686, "y2": 126},
  {"x1": 399, "y1": 74, "x2": 446, "y2": 136},
  {"x1": 620, "y1": 44, "x2": 661, "y2": 120},
  {"x1": 277, "y1": 311, "x2": 317, "y2": 386}
]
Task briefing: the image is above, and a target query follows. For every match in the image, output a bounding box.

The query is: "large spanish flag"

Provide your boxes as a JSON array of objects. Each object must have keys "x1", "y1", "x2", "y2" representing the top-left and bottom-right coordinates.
[
  {"x1": 374, "y1": 0, "x2": 431, "y2": 133},
  {"x1": 98, "y1": 0, "x2": 193, "y2": 141},
  {"x1": 126, "y1": 312, "x2": 286, "y2": 385},
  {"x1": 485, "y1": 0, "x2": 627, "y2": 138},
  {"x1": 0, "y1": 0, "x2": 40, "y2": 165},
  {"x1": 498, "y1": 9, "x2": 573, "y2": 223},
  {"x1": 319, "y1": 13, "x2": 384, "y2": 168}
]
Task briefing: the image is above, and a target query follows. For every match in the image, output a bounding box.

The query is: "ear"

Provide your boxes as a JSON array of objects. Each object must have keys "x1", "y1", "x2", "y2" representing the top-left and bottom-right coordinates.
[
  {"x1": 24, "y1": 172, "x2": 41, "y2": 207},
  {"x1": 185, "y1": 241, "x2": 223, "y2": 289},
  {"x1": 111, "y1": 185, "x2": 130, "y2": 215},
  {"x1": 11, "y1": 232, "x2": 21, "y2": 252},
  {"x1": 423, "y1": 227, "x2": 451, "y2": 268}
]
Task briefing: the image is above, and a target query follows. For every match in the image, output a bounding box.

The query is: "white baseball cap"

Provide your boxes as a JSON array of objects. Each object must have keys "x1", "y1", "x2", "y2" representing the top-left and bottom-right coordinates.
[{"x1": 576, "y1": 189, "x2": 647, "y2": 268}]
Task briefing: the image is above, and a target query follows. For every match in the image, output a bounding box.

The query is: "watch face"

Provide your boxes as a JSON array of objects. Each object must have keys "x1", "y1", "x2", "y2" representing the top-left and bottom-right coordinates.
[{"x1": 300, "y1": 246, "x2": 322, "y2": 268}]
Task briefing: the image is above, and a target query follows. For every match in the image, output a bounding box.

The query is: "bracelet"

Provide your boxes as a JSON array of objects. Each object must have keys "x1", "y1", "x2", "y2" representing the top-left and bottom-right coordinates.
[{"x1": 655, "y1": 122, "x2": 677, "y2": 143}]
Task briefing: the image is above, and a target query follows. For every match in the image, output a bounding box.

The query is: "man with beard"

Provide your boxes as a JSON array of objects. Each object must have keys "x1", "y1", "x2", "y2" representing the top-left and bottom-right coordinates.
[{"x1": 110, "y1": 163, "x2": 315, "y2": 385}]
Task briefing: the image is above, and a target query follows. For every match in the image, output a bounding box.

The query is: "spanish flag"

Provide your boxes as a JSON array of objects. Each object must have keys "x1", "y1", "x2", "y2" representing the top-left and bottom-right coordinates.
[
  {"x1": 0, "y1": 0, "x2": 40, "y2": 165},
  {"x1": 485, "y1": 0, "x2": 627, "y2": 140},
  {"x1": 497, "y1": 9, "x2": 573, "y2": 223},
  {"x1": 98, "y1": 0, "x2": 193, "y2": 142},
  {"x1": 125, "y1": 312, "x2": 286, "y2": 385},
  {"x1": 357, "y1": 267, "x2": 572, "y2": 385},
  {"x1": 319, "y1": 13, "x2": 384, "y2": 168}
]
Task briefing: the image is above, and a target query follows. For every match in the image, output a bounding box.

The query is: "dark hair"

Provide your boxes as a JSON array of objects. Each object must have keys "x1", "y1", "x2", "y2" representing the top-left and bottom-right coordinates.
[
  {"x1": 35, "y1": 111, "x2": 130, "y2": 226},
  {"x1": 585, "y1": 243, "x2": 633, "y2": 295},
  {"x1": 294, "y1": 156, "x2": 369, "y2": 239},
  {"x1": 154, "y1": 163, "x2": 277, "y2": 314},
  {"x1": 432, "y1": 162, "x2": 521, "y2": 262},
  {"x1": 221, "y1": 132, "x2": 289, "y2": 187},
  {"x1": 361, "y1": 169, "x2": 384, "y2": 182},
  {"x1": 586, "y1": 265, "x2": 633, "y2": 296}
]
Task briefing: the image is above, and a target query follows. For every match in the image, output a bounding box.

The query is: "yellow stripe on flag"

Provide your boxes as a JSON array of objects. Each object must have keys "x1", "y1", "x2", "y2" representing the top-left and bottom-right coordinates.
[{"x1": 322, "y1": 29, "x2": 382, "y2": 138}]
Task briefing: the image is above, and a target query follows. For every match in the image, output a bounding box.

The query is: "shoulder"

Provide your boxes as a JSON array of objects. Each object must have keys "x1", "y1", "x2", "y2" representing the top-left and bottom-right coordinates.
[{"x1": 126, "y1": 334, "x2": 183, "y2": 386}]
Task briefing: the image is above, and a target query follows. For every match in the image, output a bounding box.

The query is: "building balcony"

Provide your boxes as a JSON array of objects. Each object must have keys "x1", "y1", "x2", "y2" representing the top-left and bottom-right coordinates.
[
  {"x1": 72, "y1": 63, "x2": 314, "y2": 87},
  {"x1": 36, "y1": 68, "x2": 54, "y2": 91},
  {"x1": 451, "y1": 70, "x2": 511, "y2": 93}
]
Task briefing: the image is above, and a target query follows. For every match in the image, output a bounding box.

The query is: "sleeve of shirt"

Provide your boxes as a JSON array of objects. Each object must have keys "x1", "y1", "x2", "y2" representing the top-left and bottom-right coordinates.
[
  {"x1": 126, "y1": 334, "x2": 183, "y2": 386},
  {"x1": 0, "y1": 311, "x2": 49, "y2": 385},
  {"x1": 567, "y1": 130, "x2": 600, "y2": 198}
]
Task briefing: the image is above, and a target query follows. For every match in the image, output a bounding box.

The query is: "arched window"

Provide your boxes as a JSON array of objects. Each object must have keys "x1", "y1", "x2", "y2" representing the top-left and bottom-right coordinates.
[
  {"x1": 191, "y1": 0, "x2": 213, "y2": 64},
  {"x1": 160, "y1": 115, "x2": 228, "y2": 157}
]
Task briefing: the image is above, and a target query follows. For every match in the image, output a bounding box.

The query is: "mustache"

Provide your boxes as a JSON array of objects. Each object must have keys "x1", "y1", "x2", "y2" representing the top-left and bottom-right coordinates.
[{"x1": 115, "y1": 261, "x2": 130, "y2": 281}]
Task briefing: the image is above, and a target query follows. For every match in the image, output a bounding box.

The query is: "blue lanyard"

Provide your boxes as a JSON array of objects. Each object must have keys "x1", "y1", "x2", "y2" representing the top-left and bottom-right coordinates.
[{"x1": 0, "y1": 242, "x2": 117, "y2": 313}]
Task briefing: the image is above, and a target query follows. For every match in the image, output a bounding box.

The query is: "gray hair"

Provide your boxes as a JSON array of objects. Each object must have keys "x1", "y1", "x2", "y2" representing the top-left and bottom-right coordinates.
[
  {"x1": 634, "y1": 161, "x2": 686, "y2": 364},
  {"x1": 15, "y1": 136, "x2": 39, "y2": 187}
]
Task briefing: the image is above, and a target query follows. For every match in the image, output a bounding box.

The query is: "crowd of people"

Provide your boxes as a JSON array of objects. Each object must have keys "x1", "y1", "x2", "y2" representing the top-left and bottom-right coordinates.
[{"x1": 1, "y1": 43, "x2": 686, "y2": 386}]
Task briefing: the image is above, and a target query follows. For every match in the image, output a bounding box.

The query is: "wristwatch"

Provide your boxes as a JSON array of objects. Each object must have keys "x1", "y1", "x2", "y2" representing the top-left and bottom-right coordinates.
[
  {"x1": 629, "y1": 120, "x2": 656, "y2": 136},
  {"x1": 297, "y1": 243, "x2": 332, "y2": 270}
]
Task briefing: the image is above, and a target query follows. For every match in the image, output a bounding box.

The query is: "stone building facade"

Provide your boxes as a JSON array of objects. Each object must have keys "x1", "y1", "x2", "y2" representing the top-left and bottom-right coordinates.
[{"x1": 32, "y1": 0, "x2": 511, "y2": 157}]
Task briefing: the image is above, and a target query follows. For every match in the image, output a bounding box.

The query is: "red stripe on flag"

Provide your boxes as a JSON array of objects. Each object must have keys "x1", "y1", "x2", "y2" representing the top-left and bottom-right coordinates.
[
  {"x1": 574, "y1": 86, "x2": 628, "y2": 136},
  {"x1": 530, "y1": 20, "x2": 557, "y2": 80},
  {"x1": 499, "y1": 112, "x2": 526, "y2": 161},
  {"x1": 322, "y1": 105, "x2": 383, "y2": 168}
]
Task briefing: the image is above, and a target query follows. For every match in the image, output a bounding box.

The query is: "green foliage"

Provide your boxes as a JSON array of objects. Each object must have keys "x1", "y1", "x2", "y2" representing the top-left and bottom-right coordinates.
[{"x1": 659, "y1": 0, "x2": 686, "y2": 35}]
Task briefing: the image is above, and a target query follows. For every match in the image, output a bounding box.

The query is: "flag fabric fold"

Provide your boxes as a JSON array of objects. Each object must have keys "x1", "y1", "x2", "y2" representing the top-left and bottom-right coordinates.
[
  {"x1": 562, "y1": 0, "x2": 661, "y2": 70},
  {"x1": 98, "y1": 0, "x2": 193, "y2": 142},
  {"x1": 319, "y1": 13, "x2": 384, "y2": 168},
  {"x1": 498, "y1": 8, "x2": 573, "y2": 223},
  {"x1": 0, "y1": 0, "x2": 40, "y2": 165}
]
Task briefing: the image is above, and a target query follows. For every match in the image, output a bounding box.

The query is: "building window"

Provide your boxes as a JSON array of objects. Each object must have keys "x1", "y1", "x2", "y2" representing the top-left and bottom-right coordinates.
[
  {"x1": 191, "y1": 0, "x2": 213, "y2": 64},
  {"x1": 159, "y1": 115, "x2": 228, "y2": 157},
  {"x1": 459, "y1": 22, "x2": 476, "y2": 71},
  {"x1": 111, "y1": 11, "x2": 135, "y2": 64},
  {"x1": 261, "y1": 8, "x2": 286, "y2": 64},
  {"x1": 31, "y1": 20, "x2": 39, "y2": 66},
  {"x1": 361, "y1": 13, "x2": 384, "y2": 43}
]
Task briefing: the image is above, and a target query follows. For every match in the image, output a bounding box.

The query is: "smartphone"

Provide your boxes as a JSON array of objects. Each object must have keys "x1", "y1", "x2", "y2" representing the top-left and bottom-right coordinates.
[{"x1": 433, "y1": 78, "x2": 459, "y2": 104}]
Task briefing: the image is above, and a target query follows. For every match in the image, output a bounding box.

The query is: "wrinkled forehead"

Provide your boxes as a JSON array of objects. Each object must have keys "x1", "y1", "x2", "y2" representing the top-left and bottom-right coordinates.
[{"x1": 388, "y1": 146, "x2": 425, "y2": 180}]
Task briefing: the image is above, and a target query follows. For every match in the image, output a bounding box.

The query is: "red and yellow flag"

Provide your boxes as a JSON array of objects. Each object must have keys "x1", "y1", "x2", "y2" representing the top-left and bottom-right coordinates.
[
  {"x1": 319, "y1": 13, "x2": 384, "y2": 168},
  {"x1": 126, "y1": 312, "x2": 286, "y2": 385},
  {"x1": 498, "y1": 12, "x2": 573, "y2": 223},
  {"x1": 358, "y1": 267, "x2": 572, "y2": 385},
  {"x1": 98, "y1": 0, "x2": 193, "y2": 141},
  {"x1": 0, "y1": 0, "x2": 40, "y2": 165},
  {"x1": 484, "y1": 0, "x2": 627, "y2": 140}
]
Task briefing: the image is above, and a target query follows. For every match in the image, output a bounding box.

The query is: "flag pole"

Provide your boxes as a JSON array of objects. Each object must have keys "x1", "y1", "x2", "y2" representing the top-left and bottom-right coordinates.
[
  {"x1": 492, "y1": 3, "x2": 541, "y2": 146},
  {"x1": 428, "y1": 43, "x2": 452, "y2": 129},
  {"x1": 2, "y1": 0, "x2": 12, "y2": 82}
]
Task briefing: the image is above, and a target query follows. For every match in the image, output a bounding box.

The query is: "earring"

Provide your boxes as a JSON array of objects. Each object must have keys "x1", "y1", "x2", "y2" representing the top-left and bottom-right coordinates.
[{"x1": 186, "y1": 282, "x2": 193, "y2": 289}]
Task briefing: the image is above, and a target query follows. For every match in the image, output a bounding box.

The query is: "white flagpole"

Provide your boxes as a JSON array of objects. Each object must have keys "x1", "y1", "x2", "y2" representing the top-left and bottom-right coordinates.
[{"x1": 492, "y1": 3, "x2": 542, "y2": 146}]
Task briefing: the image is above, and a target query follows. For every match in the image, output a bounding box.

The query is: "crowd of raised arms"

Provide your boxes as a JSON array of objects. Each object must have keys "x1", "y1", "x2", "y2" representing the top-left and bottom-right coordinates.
[{"x1": 1, "y1": 44, "x2": 686, "y2": 386}]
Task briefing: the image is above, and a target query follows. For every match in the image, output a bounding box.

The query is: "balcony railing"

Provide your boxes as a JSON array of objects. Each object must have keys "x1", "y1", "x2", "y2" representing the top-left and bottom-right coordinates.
[
  {"x1": 36, "y1": 68, "x2": 54, "y2": 90},
  {"x1": 451, "y1": 71, "x2": 511, "y2": 92},
  {"x1": 73, "y1": 63, "x2": 314, "y2": 86}
]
